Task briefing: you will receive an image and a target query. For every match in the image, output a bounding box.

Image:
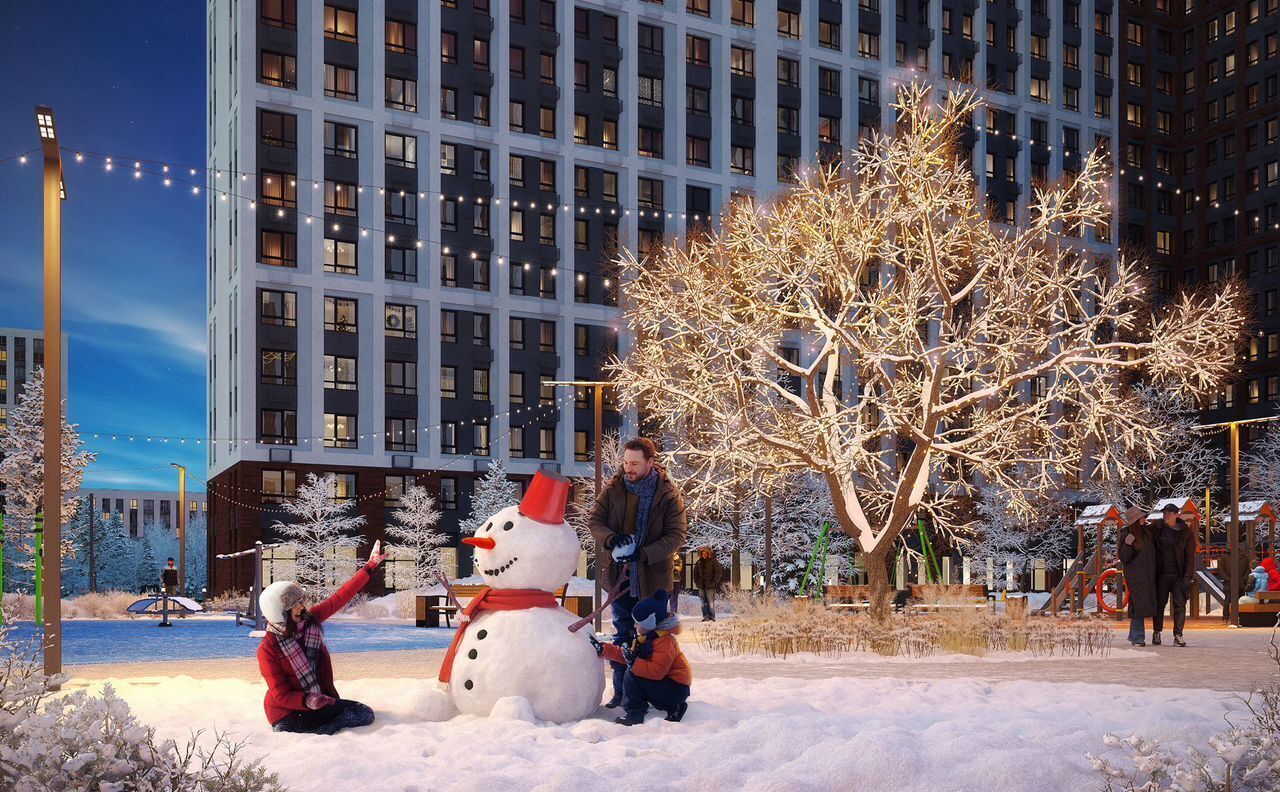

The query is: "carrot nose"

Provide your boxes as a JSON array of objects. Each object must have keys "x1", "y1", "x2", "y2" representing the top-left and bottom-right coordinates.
[{"x1": 463, "y1": 536, "x2": 496, "y2": 549}]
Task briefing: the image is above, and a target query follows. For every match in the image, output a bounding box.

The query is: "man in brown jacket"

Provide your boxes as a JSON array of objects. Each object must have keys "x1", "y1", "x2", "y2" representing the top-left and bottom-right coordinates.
[{"x1": 588, "y1": 437, "x2": 688, "y2": 708}]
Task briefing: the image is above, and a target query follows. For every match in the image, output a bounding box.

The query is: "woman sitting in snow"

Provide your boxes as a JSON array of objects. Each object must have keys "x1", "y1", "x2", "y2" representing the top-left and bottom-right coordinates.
[
  {"x1": 591, "y1": 589, "x2": 691, "y2": 726},
  {"x1": 256, "y1": 541, "x2": 386, "y2": 734}
]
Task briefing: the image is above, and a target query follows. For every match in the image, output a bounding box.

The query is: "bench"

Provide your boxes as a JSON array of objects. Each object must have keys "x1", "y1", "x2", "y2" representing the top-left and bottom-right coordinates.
[
  {"x1": 1239, "y1": 590, "x2": 1280, "y2": 628},
  {"x1": 909, "y1": 584, "x2": 991, "y2": 608},
  {"x1": 415, "y1": 585, "x2": 594, "y2": 628}
]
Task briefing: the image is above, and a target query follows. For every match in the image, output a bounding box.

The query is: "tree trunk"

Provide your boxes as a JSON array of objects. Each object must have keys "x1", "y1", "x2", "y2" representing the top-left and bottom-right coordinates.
[{"x1": 867, "y1": 546, "x2": 893, "y2": 623}]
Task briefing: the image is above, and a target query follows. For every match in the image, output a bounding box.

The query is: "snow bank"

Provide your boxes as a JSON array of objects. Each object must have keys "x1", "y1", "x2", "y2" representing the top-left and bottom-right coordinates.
[{"x1": 91, "y1": 673, "x2": 1239, "y2": 792}]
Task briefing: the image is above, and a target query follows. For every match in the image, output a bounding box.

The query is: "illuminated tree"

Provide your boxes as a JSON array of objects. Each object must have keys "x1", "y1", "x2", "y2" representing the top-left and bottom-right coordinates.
[
  {"x1": 385, "y1": 485, "x2": 446, "y2": 590},
  {"x1": 611, "y1": 83, "x2": 1246, "y2": 619}
]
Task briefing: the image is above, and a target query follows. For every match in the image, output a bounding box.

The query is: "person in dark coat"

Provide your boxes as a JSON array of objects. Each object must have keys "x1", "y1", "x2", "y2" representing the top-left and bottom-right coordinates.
[
  {"x1": 161, "y1": 558, "x2": 179, "y2": 595},
  {"x1": 692, "y1": 547, "x2": 727, "y2": 621},
  {"x1": 1117, "y1": 506, "x2": 1157, "y2": 647},
  {"x1": 1153, "y1": 504, "x2": 1197, "y2": 647},
  {"x1": 587, "y1": 437, "x2": 688, "y2": 708}
]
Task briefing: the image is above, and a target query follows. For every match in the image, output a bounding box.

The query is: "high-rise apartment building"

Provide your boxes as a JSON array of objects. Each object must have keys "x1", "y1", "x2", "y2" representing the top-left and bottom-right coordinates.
[
  {"x1": 206, "y1": 0, "x2": 1119, "y2": 594},
  {"x1": 1118, "y1": 0, "x2": 1280, "y2": 448}
]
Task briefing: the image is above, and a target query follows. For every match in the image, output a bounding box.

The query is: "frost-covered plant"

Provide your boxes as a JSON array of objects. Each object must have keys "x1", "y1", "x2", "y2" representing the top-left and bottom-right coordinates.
[
  {"x1": 269, "y1": 473, "x2": 365, "y2": 597},
  {"x1": 0, "y1": 605, "x2": 285, "y2": 792},
  {"x1": 459, "y1": 460, "x2": 520, "y2": 537},
  {"x1": 385, "y1": 485, "x2": 446, "y2": 591},
  {"x1": 1089, "y1": 624, "x2": 1280, "y2": 791}
]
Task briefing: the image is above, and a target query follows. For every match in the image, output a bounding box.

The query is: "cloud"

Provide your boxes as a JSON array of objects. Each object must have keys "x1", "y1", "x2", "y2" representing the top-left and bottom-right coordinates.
[{"x1": 68, "y1": 291, "x2": 206, "y2": 363}]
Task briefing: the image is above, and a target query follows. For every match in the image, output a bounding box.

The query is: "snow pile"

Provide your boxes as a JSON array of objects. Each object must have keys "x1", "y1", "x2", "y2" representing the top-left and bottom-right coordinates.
[{"x1": 91, "y1": 674, "x2": 1241, "y2": 792}]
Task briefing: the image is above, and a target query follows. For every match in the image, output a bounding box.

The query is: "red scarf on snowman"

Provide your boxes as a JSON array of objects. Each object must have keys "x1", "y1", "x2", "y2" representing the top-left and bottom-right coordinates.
[{"x1": 438, "y1": 587, "x2": 560, "y2": 683}]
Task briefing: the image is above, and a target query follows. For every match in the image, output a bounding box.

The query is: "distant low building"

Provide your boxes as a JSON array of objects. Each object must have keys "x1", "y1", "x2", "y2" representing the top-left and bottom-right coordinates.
[{"x1": 74, "y1": 489, "x2": 208, "y2": 537}]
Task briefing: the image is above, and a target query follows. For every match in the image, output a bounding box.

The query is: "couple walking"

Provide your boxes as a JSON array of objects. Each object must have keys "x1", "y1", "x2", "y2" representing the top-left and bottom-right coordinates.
[{"x1": 1118, "y1": 504, "x2": 1197, "y2": 647}]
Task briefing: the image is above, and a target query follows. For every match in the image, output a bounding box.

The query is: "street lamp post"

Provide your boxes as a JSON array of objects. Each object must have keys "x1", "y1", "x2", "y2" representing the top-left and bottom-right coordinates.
[
  {"x1": 36, "y1": 106, "x2": 66, "y2": 679},
  {"x1": 547, "y1": 380, "x2": 612, "y2": 631},
  {"x1": 171, "y1": 464, "x2": 187, "y2": 593}
]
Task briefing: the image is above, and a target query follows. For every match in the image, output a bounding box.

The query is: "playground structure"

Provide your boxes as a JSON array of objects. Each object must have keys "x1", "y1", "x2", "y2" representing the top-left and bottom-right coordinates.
[
  {"x1": 1041, "y1": 504, "x2": 1123, "y2": 615},
  {"x1": 126, "y1": 594, "x2": 204, "y2": 627},
  {"x1": 214, "y1": 540, "x2": 285, "y2": 631}
]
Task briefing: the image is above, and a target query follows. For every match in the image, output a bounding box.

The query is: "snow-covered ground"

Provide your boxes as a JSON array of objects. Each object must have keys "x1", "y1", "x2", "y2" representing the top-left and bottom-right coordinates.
[{"x1": 94, "y1": 672, "x2": 1241, "y2": 791}]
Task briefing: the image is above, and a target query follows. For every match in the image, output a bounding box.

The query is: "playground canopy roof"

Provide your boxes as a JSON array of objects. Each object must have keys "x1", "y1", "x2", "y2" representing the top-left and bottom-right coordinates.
[
  {"x1": 1147, "y1": 497, "x2": 1202, "y2": 522},
  {"x1": 1213, "y1": 500, "x2": 1278, "y2": 524},
  {"x1": 1074, "y1": 504, "x2": 1123, "y2": 527}
]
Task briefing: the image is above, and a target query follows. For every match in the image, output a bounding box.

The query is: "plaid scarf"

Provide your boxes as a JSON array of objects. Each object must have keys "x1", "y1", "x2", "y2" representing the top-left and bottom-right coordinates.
[
  {"x1": 623, "y1": 469, "x2": 660, "y2": 597},
  {"x1": 272, "y1": 618, "x2": 325, "y2": 695}
]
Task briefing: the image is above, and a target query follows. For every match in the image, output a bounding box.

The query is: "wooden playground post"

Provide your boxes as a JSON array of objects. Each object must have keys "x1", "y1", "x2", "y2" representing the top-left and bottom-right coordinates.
[{"x1": 1094, "y1": 520, "x2": 1103, "y2": 615}]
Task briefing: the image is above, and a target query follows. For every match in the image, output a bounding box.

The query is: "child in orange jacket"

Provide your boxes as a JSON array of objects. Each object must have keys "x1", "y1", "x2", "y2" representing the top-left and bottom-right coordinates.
[{"x1": 592, "y1": 589, "x2": 691, "y2": 726}]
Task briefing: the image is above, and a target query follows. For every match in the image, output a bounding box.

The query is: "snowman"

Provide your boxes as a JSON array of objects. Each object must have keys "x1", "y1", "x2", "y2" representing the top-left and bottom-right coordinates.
[{"x1": 436, "y1": 470, "x2": 605, "y2": 723}]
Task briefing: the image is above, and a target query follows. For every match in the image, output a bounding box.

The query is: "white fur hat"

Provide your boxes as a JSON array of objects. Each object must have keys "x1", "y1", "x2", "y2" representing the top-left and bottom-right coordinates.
[{"x1": 259, "y1": 580, "x2": 305, "y2": 626}]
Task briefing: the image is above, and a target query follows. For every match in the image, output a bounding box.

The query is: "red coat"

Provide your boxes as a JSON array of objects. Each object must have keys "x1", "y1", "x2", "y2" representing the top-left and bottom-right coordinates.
[
  {"x1": 256, "y1": 567, "x2": 370, "y2": 725},
  {"x1": 601, "y1": 629, "x2": 692, "y2": 686},
  {"x1": 1262, "y1": 558, "x2": 1280, "y2": 591}
]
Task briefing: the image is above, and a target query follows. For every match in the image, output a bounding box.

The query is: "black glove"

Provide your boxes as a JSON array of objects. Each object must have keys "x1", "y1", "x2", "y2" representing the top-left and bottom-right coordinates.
[
  {"x1": 587, "y1": 634, "x2": 604, "y2": 656},
  {"x1": 634, "y1": 639, "x2": 655, "y2": 660},
  {"x1": 605, "y1": 534, "x2": 623, "y2": 549},
  {"x1": 620, "y1": 644, "x2": 636, "y2": 665}
]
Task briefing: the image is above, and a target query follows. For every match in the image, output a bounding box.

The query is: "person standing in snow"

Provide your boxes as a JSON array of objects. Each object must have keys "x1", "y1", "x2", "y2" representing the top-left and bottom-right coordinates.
[
  {"x1": 692, "y1": 547, "x2": 726, "y2": 622},
  {"x1": 591, "y1": 589, "x2": 691, "y2": 726},
  {"x1": 1152, "y1": 504, "x2": 1196, "y2": 647},
  {"x1": 587, "y1": 437, "x2": 688, "y2": 709},
  {"x1": 1117, "y1": 506, "x2": 1157, "y2": 647},
  {"x1": 162, "y1": 558, "x2": 179, "y2": 596},
  {"x1": 256, "y1": 540, "x2": 387, "y2": 734}
]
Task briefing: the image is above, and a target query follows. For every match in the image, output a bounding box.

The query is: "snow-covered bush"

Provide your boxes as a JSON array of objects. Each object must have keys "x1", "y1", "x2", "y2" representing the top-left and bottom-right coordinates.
[
  {"x1": 0, "y1": 606, "x2": 286, "y2": 792},
  {"x1": 205, "y1": 590, "x2": 250, "y2": 614},
  {"x1": 1089, "y1": 628, "x2": 1280, "y2": 791}
]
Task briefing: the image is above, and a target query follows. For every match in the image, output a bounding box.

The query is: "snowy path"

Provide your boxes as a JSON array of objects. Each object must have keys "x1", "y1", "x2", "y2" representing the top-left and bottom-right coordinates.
[
  {"x1": 68, "y1": 626, "x2": 1280, "y2": 692},
  {"x1": 96, "y1": 674, "x2": 1244, "y2": 792}
]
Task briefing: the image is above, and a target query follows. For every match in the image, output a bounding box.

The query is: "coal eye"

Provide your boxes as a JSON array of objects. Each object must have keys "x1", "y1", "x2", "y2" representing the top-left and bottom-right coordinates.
[
  {"x1": 502, "y1": 521, "x2": 514, "y2": 531},
  {"x1": 482, "y1": 521, "x2": 492, "y2": 533}
]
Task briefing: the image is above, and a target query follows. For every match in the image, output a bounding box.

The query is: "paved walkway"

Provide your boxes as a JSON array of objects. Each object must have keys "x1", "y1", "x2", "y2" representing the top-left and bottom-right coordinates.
[{"x1": 65, "y1": 623, "x2": 1280, "y2": 694}]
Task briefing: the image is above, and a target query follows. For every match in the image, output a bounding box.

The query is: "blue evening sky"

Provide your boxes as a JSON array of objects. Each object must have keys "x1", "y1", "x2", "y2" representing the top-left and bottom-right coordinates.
[{"x1": 0, "y1": 2, "x2": 207, "y2": 491}]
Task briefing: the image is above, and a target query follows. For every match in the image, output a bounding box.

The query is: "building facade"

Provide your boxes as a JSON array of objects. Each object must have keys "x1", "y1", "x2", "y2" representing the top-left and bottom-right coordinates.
[
  {"x1": 75, "y1": 489, "x2": 209, "y2": 537},
  {"x1": 206, "y1": 0, "x2": 1119, "y2": 594},
  {"x1": 1118, "y1": 0, "x2": 1280, "y2": 448}
]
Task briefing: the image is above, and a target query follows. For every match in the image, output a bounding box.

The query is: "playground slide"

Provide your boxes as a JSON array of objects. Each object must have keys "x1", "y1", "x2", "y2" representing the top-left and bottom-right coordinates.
[{"x1": 1194, "y1": 570, "x2": 1226, "y2": 607}]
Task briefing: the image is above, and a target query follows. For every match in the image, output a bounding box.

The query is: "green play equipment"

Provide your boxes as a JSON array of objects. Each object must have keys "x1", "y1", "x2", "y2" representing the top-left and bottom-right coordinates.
[{"x1": 799, "y1": 522, "x2": 832, "y2": 598}]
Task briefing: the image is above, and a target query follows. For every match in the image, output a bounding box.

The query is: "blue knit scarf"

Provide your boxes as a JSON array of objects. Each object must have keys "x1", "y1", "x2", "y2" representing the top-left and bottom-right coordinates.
[{"x1": 623, "y1": 469, "x2": 660, "y2": 597}]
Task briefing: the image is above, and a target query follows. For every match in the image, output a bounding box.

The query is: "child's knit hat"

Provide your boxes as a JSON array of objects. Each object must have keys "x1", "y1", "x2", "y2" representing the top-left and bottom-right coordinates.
[{"x1": 632, "y1": 589, "x2": 671, "y2": 632}]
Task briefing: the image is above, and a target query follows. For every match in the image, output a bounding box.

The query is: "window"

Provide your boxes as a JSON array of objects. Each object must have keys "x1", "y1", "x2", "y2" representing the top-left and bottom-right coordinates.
[
  {"x1": 732, "y1": 0, "x2": 755, "y2": 26},
  {"x1": 386, "y1": 19, "x2": 416, "y2": 54},
  {"x1": 473, "y1": 367, "x2": 492, "y2": 402},
  {"x1": 260, "y1": 230, "x2": 296, "y2": 267},
  {"x1": 538, "y1": 105, "x2": 554, "y2": 137},
  {"x1": 384, "y1": 418, "x2": 416, "y2": 452},
  {"x1": 639, "y1": 126, "x2": 663, "y2": 158},
  {"x1": 260, "y1": 110, "x2": 297, "y2": 148},
  {"x1": 686, "y1": 35, "x2": 710, "y2": 66},
  {"x1": 778, "y1": 9, "x2": 800, "y2": 38},
  {"x1": 731, "y1": 145, "x2": 754, "y2": 175},
  {"x1": 603, "y1": 67, "x2": 617, "y2": 97},
  {"x1": 731, "y1": 46, "x2": 755, "y2": 77},
  {"x1": 324, "y1": 355, "x2": 358, "y2": 390},
  {"x1": 324, "y1": 239, "x2": 357, "y2": 274},
  {"x1": 858, "y1": 31, "x2": 879, "y2": 60},
  {"x1": 262, "y1": 0, "x2": 296, "y2": 29},
  {"x1": 386, "y1": 133, "x2": 417, "y2": 168},
  {"x1": 510, "y1": 426, "x2": 526, "y2": 458},
  {"x1": 686, "y1": 85, "x2": 710, "y2": 115},
  {"x1": 819, "y1": 20, "x2": 841, "y2": 49},
  {"x1": 442, "y1": 31, "x2": 458, "y2": 63},
  {"x1": 510, "y1": 317, "x2": 526, "y2": 349},
  {"x1": 778, "y1": 57, "x2": 799, "y2": 87},
  {"x1": 858, "y1": 76, "x2": 879, "y2": 104},
  {"x1": 539, "y1": 320, "x2": 557, "y2": 352},
  {"x1": 778, "y1": 106, "x2": 799, "y2": 135},
  {"x1": 575, "y1": 218, "x2": 589, "y2": 249},
  {"x1": 732, "y1": 96, "x2": 754, "y2": 126},
  {"x1": 441, "y1": 366, "x2": 458, "y2": 398},
  {"x1": 260, "y1": 52, "x2": 297, "y2": 89},
  {"x1": 324, "y1": 180, "x2": 358, "y2": 216},
  {"x1": 325, "y1": 64, "x2": 357, "y2": 100},
  {"x1": 540, "y1": 0, "x2": 555, "y2": 29},
  {"x1": 475, "y1": 37, "x2": 491, "y2": 71},
  {"x1": 574, "y1": 113, "x2": 589, "y2": 144},
  {"x1": 324, "y1": 414, "x2": 358, "y2": 448},
  {"x1": 1126, "y1": 21, "x2": 1145, "y2": 46},
  {"x1": 818, "y1": 115, "x2": 839, "y2": 143},
  {"x1": 441, "y1": 420, "x2": 458, "y2": 455},
  {"x1": 442, "y1": 253, "x2": 458, "y2": 286},
  {"x1": 323, "y1": 297, "x2": 357, "y2": 333},
  {"x1": 386, "y1": 77, "x2": 417, "y2": 112},
  {"x1": 473, "y1": 313, "x2": 491, "y2": 346},
  {"x1": 384, "y1": 193, "x2": 414, "y2": 226},
  {"x1": 385, "y1": 303, "x2": 416, "y2": 338},
  {"x1": 639, "y1": 76, "x2": 663, "y2": 106},
  {"x1": 539, "y1": 213, "x2": 556, "y2": 245},
  {"x1": 509, "y1": 100, "x2": 525, "y2": 133},
  {"x1": 639, "y1": 23, "x2": 663, "y2": 55},
  {"x1": 473, "y1": 421, "x2": 491, "y2": 456},
  {"x1": 539, "y1": 427, "x2": 556, "y2": 459},
  {"x1": 260, "y1": 350, "x2": 297, "y2": 386},
  {"x1": 687, "y1": 136, "x2": 711, "y2": 167},
  {"x1": 441, "y1": 87, "x2": 458, "y2": 119},
  {"x1": 441, "y1": 310, "x2": 458, "y2": 343},
  {"x1": 324, "y1": 122, "x2": 358, "y2": 158},
  {"x1": 539, "y1": 160, "x2": 556, "y2": 192},
  {"x1": 687, "y1": 0, "x2": 710, "y2": 16},
  {"x1": 819, "y1": 67, "x2": 840, "y2": 96},
  {"x1": 260, "y1": 410, "x2": 297, "y2": 445},
  {"x1": 260, "y1": 290, "x2": 297, "y2": 326},
  {"x1": 386, "y1": 247, "x2": 417, "y2": 281},
  {"x1": 474, "y1": 93, "x2": 491, "y2": 126},
  {"x1": 1031, "y1": 77, "x2": 1049, "y2": 103},
  {"x1": 324, "y1": 5, "x2": 356, "y2": 41},
  {"x1": 540, "y1": 52, "x2": 555, "y2": 85},
  {"x1": 262, "y1": 469, "x2": 298, "y2": 503},
  {"x1": 473, "y1": 256, "x2": 490, "y2": 290},
  {"x1": 510, "y1": 371, "x2": 526, "y2": 404}
]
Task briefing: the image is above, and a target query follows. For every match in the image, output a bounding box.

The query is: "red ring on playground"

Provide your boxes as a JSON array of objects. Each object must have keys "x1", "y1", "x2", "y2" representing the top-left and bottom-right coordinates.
[{"x1": 1096, "y1": 568, "x2": 1129, "y2": 614}]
